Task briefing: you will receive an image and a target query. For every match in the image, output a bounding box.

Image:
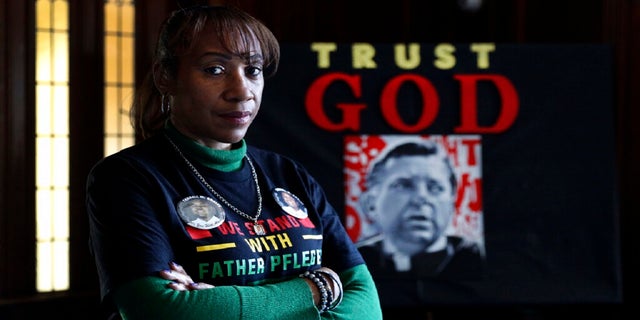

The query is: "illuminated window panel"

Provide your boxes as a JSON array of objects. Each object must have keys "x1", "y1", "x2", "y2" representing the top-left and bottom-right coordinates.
[
  {"x1": 35, "y1": 0, "x2": 69, "y2": 292},
  {"x1": 104, "y1": 0, "x2": 136, "y2": 155}
]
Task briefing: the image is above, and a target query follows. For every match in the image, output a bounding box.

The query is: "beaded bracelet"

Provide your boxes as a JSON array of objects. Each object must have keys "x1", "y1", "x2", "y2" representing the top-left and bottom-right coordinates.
[
  {"x1": 316, "y1": 270, "x2": 343, "y2": 310},
  {"x1": 299, "y1": 270, "x2": 333, "y2": 313}
]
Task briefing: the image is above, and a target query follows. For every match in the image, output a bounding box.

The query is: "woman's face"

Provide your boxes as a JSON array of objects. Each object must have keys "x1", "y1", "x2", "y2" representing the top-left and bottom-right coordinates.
[
  {"x1": 169, "y1": 24, "x2": 264, "y2": 149},
  {"x1": 374, "y1": 155, "x2": 455, "y2": 254},
  {"x1": 282, "y1": 192, "x2": 300, "y2": 209}
]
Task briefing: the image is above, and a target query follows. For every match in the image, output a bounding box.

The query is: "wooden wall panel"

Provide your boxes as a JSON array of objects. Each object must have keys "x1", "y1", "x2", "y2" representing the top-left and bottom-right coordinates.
[{"x1": 0, "y1": 0, "x2": 36, "y2": 299}]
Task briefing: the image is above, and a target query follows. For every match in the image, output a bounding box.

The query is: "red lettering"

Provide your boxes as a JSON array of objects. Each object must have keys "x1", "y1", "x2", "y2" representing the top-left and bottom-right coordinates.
[
  {"x1": 456, "y1": 173, "x2": 483, "y2": 212},
  {"x1": 380, "y1": 73, "x2": 439, "y2": 133},
  {"x1": 305, "y1": 72, "x2": 366, "y2": 131},
  {"x1": 344, "y1": 206, "x2": 361, "y2": 243},
  {"x1": 462, "y1": 139, "x2": 481, "y2": 166},
  {"x1": 266, "y1": 219, "x2": 282, "y2": 232},
  {"x1": 305, "y1": 73, "x2": 518, "y2": 133},
  {"x1": 454, "y1": 74, "x2": 519, "y2": 133},
  {"x1": 217, "y1": 221, "x2": 245, "y2": 236},
  {"x1": 244, "y1": 221, "x2": 260, "y2": 235}
]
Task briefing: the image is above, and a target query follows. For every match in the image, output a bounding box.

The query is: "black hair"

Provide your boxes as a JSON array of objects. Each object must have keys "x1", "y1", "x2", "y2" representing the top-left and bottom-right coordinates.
[{"x1": 367, "y1": 141, "x2": 457, "y2": 194}]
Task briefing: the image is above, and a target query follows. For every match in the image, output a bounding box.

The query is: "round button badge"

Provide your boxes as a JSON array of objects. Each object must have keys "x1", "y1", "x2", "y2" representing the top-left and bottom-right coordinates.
[
  {"x1": 177, "y1": 195, "x2": 226, "y2": 230},
  {"x1": 272, "y1": 188, "x2": 308, "y2": 219}
]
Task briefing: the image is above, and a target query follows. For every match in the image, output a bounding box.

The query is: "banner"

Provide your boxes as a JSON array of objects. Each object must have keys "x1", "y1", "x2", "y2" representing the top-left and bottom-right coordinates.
[{"x1": 247, "y1": 43, "x2": 621, "y2": 306}]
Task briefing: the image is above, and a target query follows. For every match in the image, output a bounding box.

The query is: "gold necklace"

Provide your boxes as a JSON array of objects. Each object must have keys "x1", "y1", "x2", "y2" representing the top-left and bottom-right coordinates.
[{"x1": 165, "y1": 135, "x2": 266, "y2": 235}]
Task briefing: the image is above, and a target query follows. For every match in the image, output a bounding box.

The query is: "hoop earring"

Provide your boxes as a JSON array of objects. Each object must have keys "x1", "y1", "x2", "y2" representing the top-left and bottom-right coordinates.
[{"x1": 161, "y1": 94, "x2": 171, "y2": 114}]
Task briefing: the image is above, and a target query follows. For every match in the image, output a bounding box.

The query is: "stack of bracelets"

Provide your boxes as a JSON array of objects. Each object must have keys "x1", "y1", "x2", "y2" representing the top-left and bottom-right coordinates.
[{"x1": 299, "y1": 270, "x2": 344, "y2": 313}]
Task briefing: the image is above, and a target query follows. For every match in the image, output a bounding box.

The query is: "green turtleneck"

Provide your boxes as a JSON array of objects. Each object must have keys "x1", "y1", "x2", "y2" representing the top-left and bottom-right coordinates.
[{"x1": 165, "y1": 122, "x2": 246, "y2": 172}]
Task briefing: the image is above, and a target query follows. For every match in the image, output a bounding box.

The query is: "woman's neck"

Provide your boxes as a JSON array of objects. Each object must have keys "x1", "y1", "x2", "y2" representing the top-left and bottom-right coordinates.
[{"x1": 165, "y1": 122, "x2": 246, "y2": 172}]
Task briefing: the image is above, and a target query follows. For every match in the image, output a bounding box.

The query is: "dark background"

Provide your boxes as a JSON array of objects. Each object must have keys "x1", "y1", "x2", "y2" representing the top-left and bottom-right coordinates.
[
  {"x1": 1, "y1": 0, "x2": 638, "y2": 319},
  {"x1": 249, "y1": 42, "x2": 620, "y2": 314}
]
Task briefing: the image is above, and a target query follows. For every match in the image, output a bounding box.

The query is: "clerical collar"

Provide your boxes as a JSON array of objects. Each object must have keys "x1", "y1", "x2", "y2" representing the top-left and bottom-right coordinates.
[{"x1": 164, "y1": 122, "x2": 246, "y2": 172}]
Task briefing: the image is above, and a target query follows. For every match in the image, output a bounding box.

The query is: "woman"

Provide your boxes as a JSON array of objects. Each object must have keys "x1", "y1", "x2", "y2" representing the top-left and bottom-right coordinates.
[{"x1": 86, "y1": 5, "x2": 382, "y2": 320}]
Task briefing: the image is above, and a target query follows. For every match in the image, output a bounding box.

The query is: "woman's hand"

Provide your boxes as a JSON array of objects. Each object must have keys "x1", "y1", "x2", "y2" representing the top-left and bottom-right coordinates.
[
  {"x1": 315, "y1": 267, "x2": 342, "y2": 299},
  {"x1": 300, "y1": 267, "x2": 344, "y2": 312},
  {"x1": 159, "y1": 262, "x2": 215, "y2": 291}
]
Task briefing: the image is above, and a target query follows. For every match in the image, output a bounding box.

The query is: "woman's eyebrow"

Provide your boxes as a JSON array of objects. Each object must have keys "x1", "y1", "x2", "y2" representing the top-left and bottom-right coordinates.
[{"x1": 198, "y1": 51, "x2": 233, "y2": 61}]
